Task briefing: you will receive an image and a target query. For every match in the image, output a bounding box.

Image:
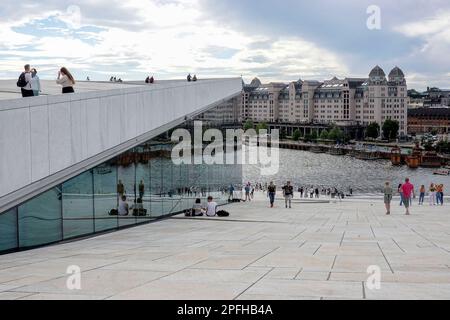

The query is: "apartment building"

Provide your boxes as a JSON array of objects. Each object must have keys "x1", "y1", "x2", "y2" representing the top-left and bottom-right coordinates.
[{"x1": 242, "y1": 66, "x2": 408, "y2": 136}]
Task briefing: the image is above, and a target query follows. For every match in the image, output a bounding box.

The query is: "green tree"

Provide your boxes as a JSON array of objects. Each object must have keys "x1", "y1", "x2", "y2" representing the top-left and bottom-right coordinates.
[
  {"x1": 436, "y1": 140, "x2": 450, "y2": 154},
  {"x1": 293, "y1": 129, "x2": 302, "y2": 141},
  {"x1": 382, "y1": 120, "x2": 400, "y2": 141},
  {"x1": 366, "y1": 122, "x2": 380, "y2": 139},
  {"x1": 244, "y1": 120, "x2": 254, "y2": 131},
  {"x1": 256, "y1": 122, "x2": 268, "y2": 134},
  {"x1": 310, "y1": 131, "x2": 318, "y2": 141},
  {"x1": 328, "y1": 127, "x2": 344, "y2": 142},
  {"x1": 319, "y1": 130, "x2": 329, "y2": 140}
]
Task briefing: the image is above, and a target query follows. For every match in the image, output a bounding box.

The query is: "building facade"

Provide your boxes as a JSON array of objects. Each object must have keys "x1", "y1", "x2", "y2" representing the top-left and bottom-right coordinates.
[
  {"x1": 241, "y1": 66, "x2": 408, "y2": 136},
  {"x1": 408, "y1": 107, "x2": 450, "y2": 135}
]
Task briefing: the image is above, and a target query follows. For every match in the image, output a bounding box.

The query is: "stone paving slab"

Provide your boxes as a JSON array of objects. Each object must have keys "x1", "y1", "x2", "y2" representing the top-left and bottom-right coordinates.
[{"x1": 1, "y1": 193, "x2": 450, "y2": 300}]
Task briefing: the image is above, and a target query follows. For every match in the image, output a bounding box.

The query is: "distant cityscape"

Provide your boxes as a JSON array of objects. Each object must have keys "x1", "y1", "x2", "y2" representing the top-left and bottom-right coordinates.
[{"x1": 198, "y1": 66, "x2": 450, "y2": 138}]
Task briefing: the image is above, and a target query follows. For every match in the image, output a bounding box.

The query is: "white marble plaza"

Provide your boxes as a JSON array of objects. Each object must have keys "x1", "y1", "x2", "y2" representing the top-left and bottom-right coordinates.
[{"x1": 1, "y1": 193, "x2": 450, "y2": 300}]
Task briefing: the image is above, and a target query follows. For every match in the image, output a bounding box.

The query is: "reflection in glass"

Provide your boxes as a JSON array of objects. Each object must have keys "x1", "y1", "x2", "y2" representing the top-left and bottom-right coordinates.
[
  {"x1": 1, "y1": 117, "x2": 243, "y2": 253},
  {"x1": 93, "y1": 162, "x2": 118, "y2": 232},
  {"x1": 62, "y1": 171, "x2": 94, "y2": 239},
  {"x1": 0, "y1": 208, "x2": 17, "y2": 252},
  {"x1": 18, "y1": 187, "x2": 62, "y2": 248}
]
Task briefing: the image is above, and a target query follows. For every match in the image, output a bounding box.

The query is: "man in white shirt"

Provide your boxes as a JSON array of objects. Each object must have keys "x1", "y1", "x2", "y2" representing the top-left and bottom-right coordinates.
[
  {"x1": 118, "y1": 196, "x2": 129, "y2": 216},
  {"x1": 205, "y1": 196, "x2": 218, "y2": 217},
  {"x1": 20, "y1": 64, "x2": 34, "y2": 97}
]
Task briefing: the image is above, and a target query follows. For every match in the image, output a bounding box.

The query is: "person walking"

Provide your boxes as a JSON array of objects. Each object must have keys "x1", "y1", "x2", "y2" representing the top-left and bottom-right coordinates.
[
  {"x1": 267, "y1": 181, "x2": 276, "y2": 208},
  {"x1": 117, "y1": 180, "x2": 125, "y2": 197},
  {"x1": 282, "y1": 181, "x2": 294, "y2": 209},
  {"x1": 436, "y1": 184, "x2": 444, "y2": 205},
  {"x1": 398, "y1": 184, "x2": 403, "y2": 206},
  {"x1": 17, "y1": 64, "x2": 33, "y2": 97},
  {"x1": 384, "y1": 182, "x2": 393, "y2": 215},
  {"x1": 30, "y1": 68, "x2": 41, "y2": 96},
  {"x1": 228, "y1": 184, "x2": 235, "y2": 202},
  {"x1": 429, "y1": 183, "x2": 436, "y2": 206},
  {"x1": 138, "y1": 180, "x2": 145, "y2": 200},
  {"x1": 419, "y1": 185, "x2": 426, "y2": 205},
  {"x1": 244, "y1": 183, "x2": 251, "y2": 202},
  {"x1": 56, "y1": 67, "x2": 75, "y2": 94},
  {"x1": 439, "y1": 184, "x2": 444, "y2": 206},
  {"x1": 401, "y1": 178, "x2": 415, "y2": 215}
]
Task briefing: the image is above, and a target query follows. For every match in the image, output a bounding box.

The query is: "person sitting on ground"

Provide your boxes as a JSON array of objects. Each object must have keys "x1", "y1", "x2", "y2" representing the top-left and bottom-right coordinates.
[
  {"x1": 187, "y1": 73, "x2": 192, "y2": 82},
  {"x1": 118, "y1": 196, "x2": 129, "y2": 216},
  {"x1": 149, "y1": 76, "x2": 154, "y2": 84},
  {"x1": 205, "y1": 196, "x2": 218, "y2": 217},
  {"x1": 132, "y1": 198, "x2": 146, "y2": 216},
  {"x1": 145, "y1": 76, "x2": 150, "y2": 83},
  {"x1": 192, "y1": 75, "x2": 198, "y2": 82},
  {"x1": 192, "y1": 198, "x2": 204, "y2": 216}
]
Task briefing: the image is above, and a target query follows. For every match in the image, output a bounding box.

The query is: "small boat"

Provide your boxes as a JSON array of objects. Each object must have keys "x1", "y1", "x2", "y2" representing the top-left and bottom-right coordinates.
[
  {"x1": 329, "y1": 147, "x2": 345, "y2": 156},
  {"x1": 420, "y1": 151, "x2": 442, "y2": 168},
  {"x1": 310, "y1": 146, "x2": 325, "y2": 154},
  {"x1": 433, "y1": 169, "x2": 450, "y2": 176},
  {"x1": 355, "y1": 151, "x2": 381, "y2": 161},
  {"x1": 406, "y1": 142, "x2": 423, "y2": 169},
  {"x1": 390, "y1": 146, "x2": 402, "y2": 166}
]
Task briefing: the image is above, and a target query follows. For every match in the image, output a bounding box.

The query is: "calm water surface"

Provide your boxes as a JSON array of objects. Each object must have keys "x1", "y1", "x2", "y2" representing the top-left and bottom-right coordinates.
[{"x1": 244, "y1": 149, "x2": 449, "y2": 194}]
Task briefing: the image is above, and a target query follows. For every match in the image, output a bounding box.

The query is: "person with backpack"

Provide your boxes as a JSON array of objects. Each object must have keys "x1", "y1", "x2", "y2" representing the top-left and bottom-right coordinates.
[
  {"x1": 56, "y1": 67, "x2": 75, "y2": 94},
  {"x1": 17, "y1": 64, "x2": 33, "y2": 97}
]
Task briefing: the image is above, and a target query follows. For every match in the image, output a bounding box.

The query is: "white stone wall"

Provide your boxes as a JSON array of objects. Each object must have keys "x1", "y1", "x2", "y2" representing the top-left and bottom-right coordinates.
[{"x1": 0, "y1": 78, "x2": 242, "y2": 199}]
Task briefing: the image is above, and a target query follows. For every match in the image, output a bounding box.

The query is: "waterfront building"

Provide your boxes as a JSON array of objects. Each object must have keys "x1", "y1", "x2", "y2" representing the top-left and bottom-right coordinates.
[
  {"x1": 408, "y1": 107, "x2": 450, "y2": 135},
  {"x1": 241, "y1": 66, "x2": 408, "y2": 137}
]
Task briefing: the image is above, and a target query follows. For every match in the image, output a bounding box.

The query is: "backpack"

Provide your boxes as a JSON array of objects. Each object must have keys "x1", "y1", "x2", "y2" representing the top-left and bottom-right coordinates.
[
  {"x1": 17, "y1": 72, "x2": 27, "y2": 88},
  {"x1": 217, "y1": 210, "x2": 230, "y2": 217}
]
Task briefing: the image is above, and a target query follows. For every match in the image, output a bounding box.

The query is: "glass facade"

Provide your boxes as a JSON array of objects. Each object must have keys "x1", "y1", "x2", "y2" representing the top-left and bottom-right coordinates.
[{"x1": 0, "y1": 120, "x2": 242, "y2": 253}]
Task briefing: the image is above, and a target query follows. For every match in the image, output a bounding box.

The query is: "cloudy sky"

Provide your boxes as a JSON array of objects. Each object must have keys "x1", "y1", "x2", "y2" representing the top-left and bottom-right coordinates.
[{"x1": 0, "y1": 0, "x2": 449, "y2": 90}]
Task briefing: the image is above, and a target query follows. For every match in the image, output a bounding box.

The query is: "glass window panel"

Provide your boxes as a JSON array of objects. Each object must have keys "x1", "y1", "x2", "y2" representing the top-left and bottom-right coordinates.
[
  {"x1": 93, "y1": 162, "x2": 118, "y2": 232},
  {"x1": 62, "y1": 171, "x2": 94, "y2": 239},
  {"x1": 118, "y1": 153, "x2": 137, "y2": 227},
  {"x1": 150, "y1": 158, "x2": 163, "y2": 217},
  {"x1": 135, "y1": 152, "x2": 152, "y2": 224},
  {"x1": 18, "y1": 187, "x2": 62, "y2": 248},
  {"x1": 0, "y1": 208, "x2": 18, "y2": 252}
]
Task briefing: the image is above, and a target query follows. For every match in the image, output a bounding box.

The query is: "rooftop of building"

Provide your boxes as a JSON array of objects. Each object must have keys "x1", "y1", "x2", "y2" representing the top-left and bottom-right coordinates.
[
  {"x1": 408, "y1": 107, "x2": 450, "y2": 117},
  {"x1": 0, "y1": 78, "x2": 232, "y2": 101}
]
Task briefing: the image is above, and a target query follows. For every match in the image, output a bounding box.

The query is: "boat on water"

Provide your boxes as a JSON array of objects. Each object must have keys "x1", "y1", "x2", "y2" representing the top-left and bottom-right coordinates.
[
  {"x1": 355, "y1": 150, "x2": 382, "y2": 161},
  {"x1": 406, "y1": 142, "x2": 423, "y2": 169},
  {"x1": 433, "y1": 169, "x2": 450, "y2": 176},
  {"x1": 390, "y1": 146, "x2": 402, "y2": 166},
  {"x1": 420, "y1": 151, "x2": 442, "y2": 168},
  {"x1": 310, "y1": 146, "x2": 325, "y2": 154},
  {"x1": 329, "y1": 147, "x2": 345, "y2": 156}
]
